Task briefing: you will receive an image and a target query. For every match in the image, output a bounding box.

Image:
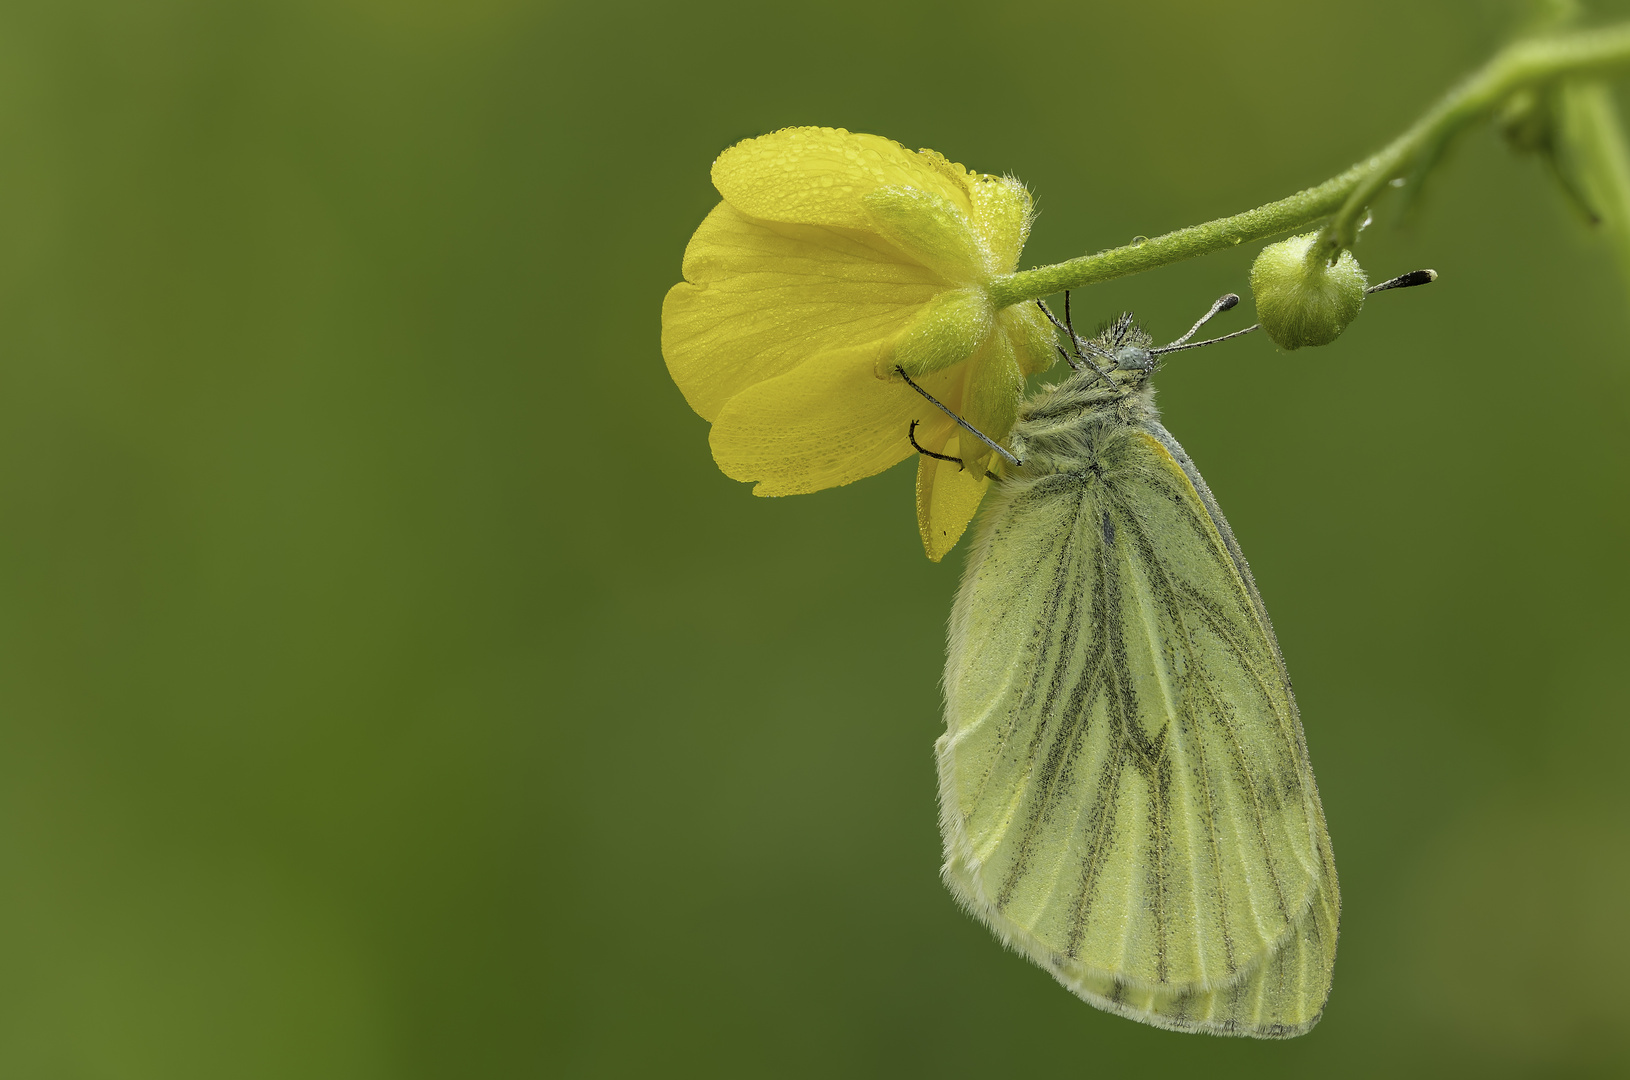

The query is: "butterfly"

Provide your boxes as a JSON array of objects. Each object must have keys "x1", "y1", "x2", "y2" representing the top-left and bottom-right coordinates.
[{"x1": 911, "y1": 292, "x2": 1345, "y2": 1037}]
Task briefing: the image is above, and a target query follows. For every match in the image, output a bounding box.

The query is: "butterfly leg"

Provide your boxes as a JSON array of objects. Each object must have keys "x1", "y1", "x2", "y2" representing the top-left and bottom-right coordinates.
[
  {"x1": 1037, "y1": 296, "x2": 1118, "y2": 388},
  {"x1": 896, "y1": 367, "x2": 1023, "y2": 467},
  {"x1": 909, "y1": 419, "x2": 963, "y2": 465}
]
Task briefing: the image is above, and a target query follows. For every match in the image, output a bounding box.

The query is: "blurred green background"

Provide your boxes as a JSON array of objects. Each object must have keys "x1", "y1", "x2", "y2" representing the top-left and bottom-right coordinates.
[{"x1": 1, "y1": 0, "x2": 1627, "y2": 1075}]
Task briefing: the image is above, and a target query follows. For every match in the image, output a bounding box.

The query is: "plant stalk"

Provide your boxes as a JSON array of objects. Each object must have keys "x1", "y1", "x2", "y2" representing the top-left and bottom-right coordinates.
[{"x1": 986, "y1": 22, "x2": 1630, "y2": 310}]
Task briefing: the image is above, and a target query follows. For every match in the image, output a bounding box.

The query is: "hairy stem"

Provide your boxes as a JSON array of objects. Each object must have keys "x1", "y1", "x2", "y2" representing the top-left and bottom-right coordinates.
[{"x1": 986, "y1": 22, "x2": 1630, "y2": 310}]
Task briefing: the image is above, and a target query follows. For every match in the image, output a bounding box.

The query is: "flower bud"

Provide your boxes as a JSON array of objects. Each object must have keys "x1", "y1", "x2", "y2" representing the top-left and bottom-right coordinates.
[{"x1": 1249, "y1": 233, "x2": 1368, "y2": 349}]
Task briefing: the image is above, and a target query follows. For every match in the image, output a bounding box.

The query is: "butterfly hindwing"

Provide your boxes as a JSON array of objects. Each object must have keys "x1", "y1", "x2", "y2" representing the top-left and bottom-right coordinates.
[{"x1": 939, "y1": 414, "x2": 1338, "y2": 1037}]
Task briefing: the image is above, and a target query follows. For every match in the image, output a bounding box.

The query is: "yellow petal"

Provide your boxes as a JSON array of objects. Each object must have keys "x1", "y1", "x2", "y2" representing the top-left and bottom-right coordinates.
[
  {"x1": 916, "y1": 435, "x2": 990, "y2": 562},
  {"x1": 915, "y1": 148, "x2": 977, "y2": 197},
  {"x1": 662, "y1": 202, "x2": 943, "y2": 419},
  {"x1": 711, "y1": 127, "x2": 973, "y2": 231},
  {"x1": 709, "y1": 340, "x2": 955, "y2": 495}
]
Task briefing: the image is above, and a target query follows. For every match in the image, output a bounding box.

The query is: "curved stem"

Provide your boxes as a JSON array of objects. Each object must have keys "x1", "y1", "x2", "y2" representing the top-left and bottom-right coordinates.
[
  {"x1": 1560, "y1": 80, "x2": 1630, "y2": 291},
  {"x1": 986, "y1": 22, "x2": 1630, "y2": 310},
  {"x1": 986, "y1": 167, "x2": 1365, "y2": 307}
]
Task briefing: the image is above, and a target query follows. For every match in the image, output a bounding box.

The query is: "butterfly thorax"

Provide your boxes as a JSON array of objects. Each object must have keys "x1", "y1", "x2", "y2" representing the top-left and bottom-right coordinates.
[{"x1": 1009, "y1": 374, "x2": 1160, "y2": 481}]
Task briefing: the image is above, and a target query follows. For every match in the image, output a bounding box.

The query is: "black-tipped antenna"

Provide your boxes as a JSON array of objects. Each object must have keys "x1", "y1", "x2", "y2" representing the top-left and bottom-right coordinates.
[
  {"x1": 1150, "y1": 292, "x2": 1257, "y2": 357},
  {"x1": 1151, "y1": 323, "x2": 1259, "y2": 356},
  {"x1": 896, "y1": 367, "x2": 1022, "y2": 467},
  {"x1": 1165, "y1": 293, "x2": 1240, "y2": 348},
  {"x1": 1366, "y1": 268, "x2": 1438, "y2": 294}
]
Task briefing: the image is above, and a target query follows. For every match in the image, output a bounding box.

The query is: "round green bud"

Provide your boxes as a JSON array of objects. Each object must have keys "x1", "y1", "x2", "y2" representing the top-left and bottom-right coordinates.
[{"x1": 1249, "y1": 232, "x2": 1368, "y2": 350}]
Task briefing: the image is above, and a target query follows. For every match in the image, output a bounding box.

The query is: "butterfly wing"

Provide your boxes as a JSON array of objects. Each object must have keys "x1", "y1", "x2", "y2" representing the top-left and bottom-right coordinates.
[{"x1": 939, "y1": 420, "x2": 1338, "y2": 1037}]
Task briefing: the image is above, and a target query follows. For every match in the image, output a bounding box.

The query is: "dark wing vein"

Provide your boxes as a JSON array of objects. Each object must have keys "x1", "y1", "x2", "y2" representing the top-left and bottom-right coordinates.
[{"x1": 1112, "y1": 482, "x2": 1302, "y2": 954}]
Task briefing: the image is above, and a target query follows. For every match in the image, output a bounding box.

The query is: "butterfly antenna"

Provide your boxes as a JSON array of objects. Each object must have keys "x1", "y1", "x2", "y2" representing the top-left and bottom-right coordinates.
[
  {"x1": 896, "y1": 368, "x2": 1023, "y2": 467},
  {"x1": 1164, "y1": 293, "x2": 1241, "y2": 348},
  {"x1": 1151, "y1": 324, "x2": 1260, "y2": 355},
  {"x1": 1152, "y1": 293, "x2": 1259, "y2": 356}
]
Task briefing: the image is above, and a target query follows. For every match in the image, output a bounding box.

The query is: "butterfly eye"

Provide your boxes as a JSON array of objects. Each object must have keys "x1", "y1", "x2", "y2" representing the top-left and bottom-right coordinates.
[{"x1": 1115, "y1": 347, "x2": 1156, "y2": 371}]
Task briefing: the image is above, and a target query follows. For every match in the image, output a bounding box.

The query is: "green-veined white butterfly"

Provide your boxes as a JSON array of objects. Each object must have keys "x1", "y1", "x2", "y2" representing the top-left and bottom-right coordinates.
[{"x1": 912, "y1": 291, "x2": 1361, "y2": 1038}]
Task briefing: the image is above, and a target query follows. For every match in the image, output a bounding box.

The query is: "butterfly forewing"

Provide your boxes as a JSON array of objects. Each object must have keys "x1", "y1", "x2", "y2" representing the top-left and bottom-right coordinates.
[{"x1": 939, "y1": 398, "x2": 1338, "y2": 1037}]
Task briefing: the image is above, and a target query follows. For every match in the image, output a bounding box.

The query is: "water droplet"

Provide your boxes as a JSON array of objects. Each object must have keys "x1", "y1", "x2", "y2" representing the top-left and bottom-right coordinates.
[
  {"x1": 1360, "y1": 211, "x2": 1373, "y2": 230},
  {"x1": 1389, "y1": 177, "x2": 1407, "y2": 188},
  {"x1": 1130, "y1": 235, "x2": 1148, "y2": 246}
]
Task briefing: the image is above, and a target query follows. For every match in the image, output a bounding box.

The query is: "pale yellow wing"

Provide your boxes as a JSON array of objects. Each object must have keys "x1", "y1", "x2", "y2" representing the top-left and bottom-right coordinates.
[{"x1": 939, "y1": 422, "x2": 1338, "y2": 1037}]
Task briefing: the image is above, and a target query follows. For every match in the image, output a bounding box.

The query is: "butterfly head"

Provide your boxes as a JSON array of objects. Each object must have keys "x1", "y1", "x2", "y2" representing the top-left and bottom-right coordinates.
[
  {"x1": 1041, "y1": 294, "x2": 1254, "y2": 396},
  {"x1": 1095, "y1": 314, "x2": 1158, "y2": 375}
]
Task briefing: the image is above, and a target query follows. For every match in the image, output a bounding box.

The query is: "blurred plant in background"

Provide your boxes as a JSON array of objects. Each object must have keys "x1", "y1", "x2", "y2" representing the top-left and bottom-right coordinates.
[{"x1": 2, "y1": 0, "x2": 1629, "y2": 1075}]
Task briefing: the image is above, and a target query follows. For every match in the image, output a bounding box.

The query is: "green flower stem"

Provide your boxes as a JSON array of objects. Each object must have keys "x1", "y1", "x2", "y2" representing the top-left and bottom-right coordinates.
[
  {"x1": 986, "y1": 22, "x2": 1630, "y2": 311},
  {"x1": 986, "y1": 167, "x2": 1365, "y2": 308}
]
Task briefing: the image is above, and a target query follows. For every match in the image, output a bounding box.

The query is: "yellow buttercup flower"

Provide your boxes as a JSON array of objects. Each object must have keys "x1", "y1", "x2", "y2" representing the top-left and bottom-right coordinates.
[{"x1": 661, "y1": 127, "x2": 1056, "y2": 560}]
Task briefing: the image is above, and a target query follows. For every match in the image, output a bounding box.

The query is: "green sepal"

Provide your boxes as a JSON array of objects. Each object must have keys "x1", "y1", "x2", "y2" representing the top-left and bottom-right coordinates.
[
  {"x1": 861, "y1": 186, "x2": 987, "y2": 285},
  {"x1": 878, "y1": 287, "x2": 996, "y2": 378}
]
